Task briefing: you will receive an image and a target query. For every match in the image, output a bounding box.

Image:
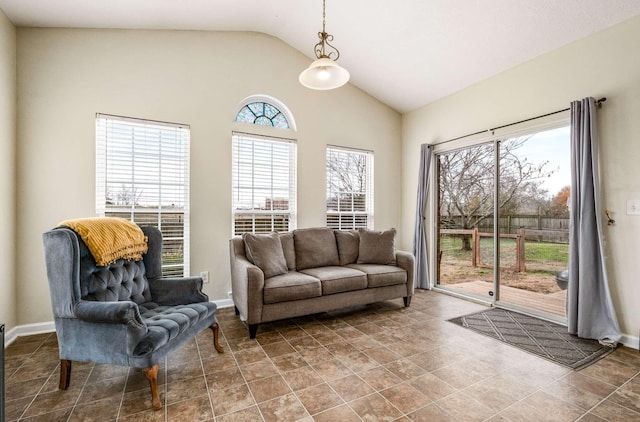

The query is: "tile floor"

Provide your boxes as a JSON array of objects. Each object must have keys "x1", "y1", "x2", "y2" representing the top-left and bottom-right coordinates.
[{"x1": 4, "y1": 290, "x2": 640, "y2": 421}]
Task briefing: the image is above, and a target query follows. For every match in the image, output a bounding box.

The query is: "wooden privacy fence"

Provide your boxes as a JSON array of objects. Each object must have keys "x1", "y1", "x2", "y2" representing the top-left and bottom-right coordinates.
[
  {"x1": 441, "y1": 215, "x2": 570, "y2": 243},
  {"x1": 440, "y1": 228, "x2": 567, "y2": 272}
]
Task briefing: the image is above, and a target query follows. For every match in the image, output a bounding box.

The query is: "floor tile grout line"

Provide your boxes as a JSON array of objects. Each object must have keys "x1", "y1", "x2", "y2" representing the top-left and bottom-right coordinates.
[
  {"x1": 64, "y1": 361, "x2": 96, "y2": 422},
  {"x1": 114, "y1": 365, "x2": 131, "y2": 421},
  {"x1": 276, "y1": 314, "x2": 434, "y2": 421},
  {"x1": 575, "y1": 370, "x2": 640, "y2": 421},
  {"x1": 224, "y1": 327, "x2": 270, "y2": 421},
  {"x1": 196, "y1": 333, "x2": 218, "y2": 421},
  {"x1": 260, "y1": 318, "x2": 395, "y2": 421},
  {"x1": 11, "y1": 336, "x2": 52, "y2": 421}
]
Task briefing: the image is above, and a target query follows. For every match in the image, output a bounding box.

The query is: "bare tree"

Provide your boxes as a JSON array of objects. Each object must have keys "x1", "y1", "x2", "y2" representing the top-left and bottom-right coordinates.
[
  {"x1": 106, "y1": 185, "x2": 143, "y2": 206},
  {"x1": 326, "y1": 151, "x2": 367, "y2": 212},
  {"x1": 439, "y1": 137, "x2": 554, "y2": 250}
]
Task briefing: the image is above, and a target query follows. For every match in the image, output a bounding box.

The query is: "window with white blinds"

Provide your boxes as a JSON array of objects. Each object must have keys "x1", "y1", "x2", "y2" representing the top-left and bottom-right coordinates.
[
  {"x1": 232, "y1": 133, "x2": 297, "y2": 235},
  {"x1": 96, "y1": 114, "x2": 190, "y2": 277},
  {"x1": 326, "y1": 146, "x2": 374, "y2": 229}
]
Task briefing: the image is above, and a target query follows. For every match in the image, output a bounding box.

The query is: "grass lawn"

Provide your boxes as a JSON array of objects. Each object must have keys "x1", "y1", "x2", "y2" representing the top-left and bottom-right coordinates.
[{"x1": 440, "y1": 235, "x2": 568, "y2": 268}]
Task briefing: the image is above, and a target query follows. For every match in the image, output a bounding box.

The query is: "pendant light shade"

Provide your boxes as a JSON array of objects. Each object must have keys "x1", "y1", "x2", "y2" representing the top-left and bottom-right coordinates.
[
  {"x1": 299, "y1": 0, "x2": 349, "y2": 90},
  {"x1": 299, "y1": 57, "x2": 350, "y2": 90}
]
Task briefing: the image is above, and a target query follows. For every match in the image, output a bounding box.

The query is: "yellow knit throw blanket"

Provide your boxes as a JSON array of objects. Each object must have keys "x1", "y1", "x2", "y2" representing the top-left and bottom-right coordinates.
[{"x1": 59, "y1": 217, "x2": 148, "y2": 266}]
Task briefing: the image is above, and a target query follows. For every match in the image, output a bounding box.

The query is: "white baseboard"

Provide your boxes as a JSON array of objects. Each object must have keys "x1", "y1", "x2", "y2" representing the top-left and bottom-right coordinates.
[
  {"x1": 215, "y1": 298, "x2": 234, "y2": 309},
  {"x1": 3, "y1": 298, "x2": 234, "y2": 348},
  {"x1": 620, "y1": 333, "x2": 639, "y2": 351},
  {"x1": 4, "y1": 321, "x2": 56, "y2": 347}
]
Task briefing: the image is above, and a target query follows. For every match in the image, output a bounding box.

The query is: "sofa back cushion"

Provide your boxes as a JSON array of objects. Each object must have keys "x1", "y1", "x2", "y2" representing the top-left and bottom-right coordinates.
[
  {"x1": 294, "y1": 227, "x2": 340, "y2": 270},
  {"x1": 243, "y1": 232, "x2": 289, "y2": 278},
  {"x1": 357, "y1": 228, "x2": 396, "y2": 265},
  {"x1": 279, "y1": 232, "x2": 297, "y2": 271},
  {"x1": 335, "y1": 230, "x2": 360, "y2": 265}
]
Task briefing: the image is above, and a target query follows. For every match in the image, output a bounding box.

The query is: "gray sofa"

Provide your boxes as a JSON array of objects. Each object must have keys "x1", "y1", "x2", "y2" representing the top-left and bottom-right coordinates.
[{"x1": 229, "y1": 227, "x2": 415, "y2": 338}]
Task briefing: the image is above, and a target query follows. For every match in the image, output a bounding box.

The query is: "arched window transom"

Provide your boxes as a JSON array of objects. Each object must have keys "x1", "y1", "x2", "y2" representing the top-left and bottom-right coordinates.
[{"x1": 236, "y1": 101, "x2": 290, "y2": 129}]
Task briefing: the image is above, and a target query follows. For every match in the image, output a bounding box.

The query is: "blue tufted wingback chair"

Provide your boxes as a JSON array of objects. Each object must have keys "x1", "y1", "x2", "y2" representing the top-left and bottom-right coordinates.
[{"x1": 42, "y1": 224, "x2": 223, "y2": 410}]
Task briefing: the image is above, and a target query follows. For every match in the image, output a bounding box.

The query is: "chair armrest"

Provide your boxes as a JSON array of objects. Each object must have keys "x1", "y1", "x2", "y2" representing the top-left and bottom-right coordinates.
[
  {"x1": 74, "y1": 300, "x2": 145, "y2": 328},
  {"x1": 149, "y1": 277, "x2": 209, "y2": 306},
  {"x1": 395, "y1": 250, "x2": 415, "y2": 296}
]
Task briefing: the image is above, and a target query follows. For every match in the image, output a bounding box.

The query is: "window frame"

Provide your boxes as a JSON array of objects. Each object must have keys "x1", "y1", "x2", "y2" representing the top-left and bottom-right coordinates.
[
  {"x1": 95, "y1": 113, "x2": 190, "y2": 277},
  {"x1": 231, "y1": 132, "x2": 297, "y2": 235},
  {"x1": 326, "y1": 145, "x2": 374, "y2": 230}
]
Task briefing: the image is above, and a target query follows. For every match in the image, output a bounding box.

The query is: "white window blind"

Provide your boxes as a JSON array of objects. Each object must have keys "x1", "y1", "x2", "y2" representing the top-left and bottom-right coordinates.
[
  {"x1": 96, "y1": 114, "x2": 190, "y2": 277},
  {"x1": 326, "y1": 146, "x2": 374, "y2": 229},
  {"x1": 232, "y1": 133, "x2": 297, "y2": 235}
]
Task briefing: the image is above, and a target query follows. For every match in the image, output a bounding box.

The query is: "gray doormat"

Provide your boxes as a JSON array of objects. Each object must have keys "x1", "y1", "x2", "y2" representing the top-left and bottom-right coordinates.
[{"x1": 448, "y1": 308, "x2": 615, "y2": 370}]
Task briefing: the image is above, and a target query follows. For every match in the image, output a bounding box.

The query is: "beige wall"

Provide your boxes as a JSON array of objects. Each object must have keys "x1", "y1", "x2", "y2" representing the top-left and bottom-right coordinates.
[
  {"x1": 15, "y1": 28, "x2": 402, "y2": 325},
  {"x1": 402, "y1": 16, "x2": 640, "y2": 344},
  {"x1": 0, "y1": 9, "x2": 16, "y2": 331}
]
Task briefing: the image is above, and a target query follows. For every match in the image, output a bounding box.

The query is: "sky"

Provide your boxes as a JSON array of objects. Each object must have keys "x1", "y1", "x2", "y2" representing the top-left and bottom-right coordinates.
[{"x1": 511, "y1": 125, "x2": 571, "y2": 198}]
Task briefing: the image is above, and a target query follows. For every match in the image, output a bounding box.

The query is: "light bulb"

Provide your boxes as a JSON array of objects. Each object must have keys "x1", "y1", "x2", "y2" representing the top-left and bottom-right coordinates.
[{"x1": 317, "y1": 67, "x2": 331, "y2": 80}]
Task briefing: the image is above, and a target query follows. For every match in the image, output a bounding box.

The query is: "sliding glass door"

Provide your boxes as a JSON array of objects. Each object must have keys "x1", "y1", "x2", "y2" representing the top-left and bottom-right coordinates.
[
  {"x1": 436, "y1": 142, "x2": 495, "y2": 301},
  {"x1": 436, "y1": 125, "x2": 570, "y2": 321}
]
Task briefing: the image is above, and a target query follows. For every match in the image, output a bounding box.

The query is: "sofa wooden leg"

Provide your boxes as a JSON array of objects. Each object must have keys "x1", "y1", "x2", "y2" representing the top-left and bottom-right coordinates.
[
  {"x1": 142, "y1": 364, "x2": 162, "y2": 410},
  {"x1": 209, "y1": 322, "x2": 224, "y2": 353},
  {"x1": 403, "y1": 296, "x2": 412, "y2": 307},
  {"x1": 59, "y1": 359, "x2": 72, "y2": 390},
  {"x1": 248, "y1": 324, "x2": 258, "y2": 339}
]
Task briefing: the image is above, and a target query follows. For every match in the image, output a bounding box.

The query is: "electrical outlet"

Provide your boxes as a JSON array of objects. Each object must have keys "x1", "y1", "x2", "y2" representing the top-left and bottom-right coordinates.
[
  {"x1": 200, "y1": 271, "x2": 209, "y2": 284},
  {"x1": 627, "y1": 200, "x2": 640, "y2": 215}
]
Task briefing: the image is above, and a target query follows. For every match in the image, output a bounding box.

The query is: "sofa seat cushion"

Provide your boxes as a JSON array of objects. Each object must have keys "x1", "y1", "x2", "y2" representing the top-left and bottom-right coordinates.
[
  {"x1": 347, "y1": 264, "x2": 407, "y2": 288},
  {"x1": 300, "y1": 266, "x2": 368, "y2": 295},
  {"x1": 134, "y1": 301, "x2": 217, "y2": 356},
  {"x1": 264, "y1": 272, "x2": 322, "y2": 304}
]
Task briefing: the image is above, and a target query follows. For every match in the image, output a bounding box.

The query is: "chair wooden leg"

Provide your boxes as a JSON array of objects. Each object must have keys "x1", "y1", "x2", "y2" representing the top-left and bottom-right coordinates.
[
  {"x1": 209, "y1": 322, "x2": 224, "y2": 353},
  {"x1": 142, "y1": 364, "x2": 162, "y2": 410},
  {"x1": 59, "y1": 359, "x2": 72, "y2": 390}
]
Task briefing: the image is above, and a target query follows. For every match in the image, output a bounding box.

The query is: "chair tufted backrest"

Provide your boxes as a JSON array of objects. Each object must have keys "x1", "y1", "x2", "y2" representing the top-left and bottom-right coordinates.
[
  {"x1": 77, "y1": 238, "x2": 151, "y2": 304},
  {"x1": 75, "y1": 226, "x2": 162, "y2": 305}
]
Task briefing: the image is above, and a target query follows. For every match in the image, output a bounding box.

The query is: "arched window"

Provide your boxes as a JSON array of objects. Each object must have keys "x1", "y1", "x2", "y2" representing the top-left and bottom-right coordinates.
[
  {"x1": 232, "y1": 95, "x2": 297, "y2": 235},
  {"x1": 234, "y1": 95, "x2": 296, "y2": 131}
]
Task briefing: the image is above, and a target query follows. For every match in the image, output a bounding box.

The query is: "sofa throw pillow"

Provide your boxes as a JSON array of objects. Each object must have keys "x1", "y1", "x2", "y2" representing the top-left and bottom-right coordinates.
[
  {"x1": 243, "y1": 232, "x2": 289, "y2": 278},
  {"x1": 335, "y1": 230, "x2": 359, "y2": 265},
  {"x1": 294, "y1": 227, "x2": 340, "y2": 270},
  {"x1": 357, "y1": 228, "x2": 396, "y2": 265}
]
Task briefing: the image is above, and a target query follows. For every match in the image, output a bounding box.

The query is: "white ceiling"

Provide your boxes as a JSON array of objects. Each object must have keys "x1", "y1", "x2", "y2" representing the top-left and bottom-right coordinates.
[{"x1": 2, "y1": 0, "x2": 640, "y2": 113}]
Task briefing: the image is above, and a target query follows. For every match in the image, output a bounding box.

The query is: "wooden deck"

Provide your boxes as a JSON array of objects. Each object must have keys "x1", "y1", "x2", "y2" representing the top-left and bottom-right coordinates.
[{"x1": 441, "y1": 280, "x2": 567, "y2": 318}]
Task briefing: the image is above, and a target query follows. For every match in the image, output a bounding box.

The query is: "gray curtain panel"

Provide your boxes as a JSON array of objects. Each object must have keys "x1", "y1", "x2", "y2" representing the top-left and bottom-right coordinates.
[
  {"x1": 413, "y1": 144, "x2": 433, "y2": 289},
  {"x1": 568, "y1": 97, "x2": 621, "y2": 346}
]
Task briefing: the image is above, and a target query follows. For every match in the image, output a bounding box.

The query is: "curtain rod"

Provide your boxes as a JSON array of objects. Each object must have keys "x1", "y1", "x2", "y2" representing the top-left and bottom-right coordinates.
[{"x1": 437, "y1": 97, "x2": 607, "y2": 145}]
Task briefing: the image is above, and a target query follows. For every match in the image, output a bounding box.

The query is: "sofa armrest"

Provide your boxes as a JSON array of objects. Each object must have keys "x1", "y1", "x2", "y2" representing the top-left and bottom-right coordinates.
[
  {"x1": 74, "y1": 300, "x2": 145, "y2": 328},
  {"x1": 395, "y1": 250, "x2": 415, "y2": 296},
  {"x1": 230, "y1": 239, "x2": 265, "y2": 325},
  {"x1": 149, "y1": 277, "x2": 209, "y2": 306}
]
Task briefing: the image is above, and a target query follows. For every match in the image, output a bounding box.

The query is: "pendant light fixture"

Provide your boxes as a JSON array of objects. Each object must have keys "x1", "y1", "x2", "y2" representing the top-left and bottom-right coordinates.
[{"x1": 299, "y1": 0, "x2": 350, "y2": 90}]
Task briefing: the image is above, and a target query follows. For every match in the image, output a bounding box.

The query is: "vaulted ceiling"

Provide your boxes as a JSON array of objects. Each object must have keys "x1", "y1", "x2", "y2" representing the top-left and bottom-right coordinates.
[{"x1": 2, "y1": 0, "x2": 639, "y2": 113}]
